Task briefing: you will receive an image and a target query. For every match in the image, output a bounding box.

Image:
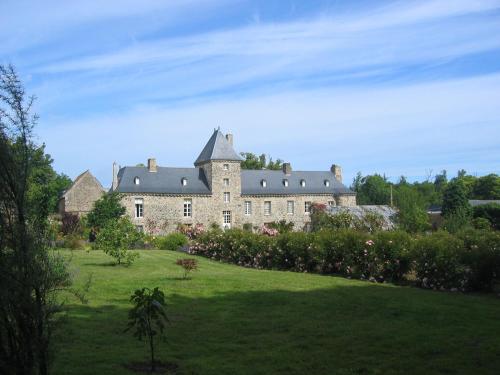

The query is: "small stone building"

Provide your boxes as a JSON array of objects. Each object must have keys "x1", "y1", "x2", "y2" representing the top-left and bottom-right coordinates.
[
  {"x1": 113, "y1": 129, "x2": 357, "y2": 233},
  {"x1": 58, "y1": 170, "x2": 105, "y2": 216}
]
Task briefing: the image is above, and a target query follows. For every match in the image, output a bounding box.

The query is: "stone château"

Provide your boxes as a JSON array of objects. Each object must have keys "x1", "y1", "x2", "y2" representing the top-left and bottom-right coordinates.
[{"x1": 111, "y1": 129, "x2": 356, "y2": 233}]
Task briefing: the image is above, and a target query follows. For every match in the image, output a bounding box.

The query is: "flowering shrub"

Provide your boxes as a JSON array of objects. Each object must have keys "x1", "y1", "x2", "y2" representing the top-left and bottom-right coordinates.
[
  {"x1": 411, "y1": 231, "x2": 467, "y2": 291},
  {"x1": 260, "y1": 225, "x2": 279, "y2": 237},
  {"x1": 189, "y1": 228, "x2": 499, "y2": 291},
  {"x1": 178, "y1": 223, "x2": 205, "y2": 239}
]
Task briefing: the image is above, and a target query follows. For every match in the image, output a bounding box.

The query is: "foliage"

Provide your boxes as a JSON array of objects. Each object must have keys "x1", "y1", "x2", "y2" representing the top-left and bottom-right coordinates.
[
  {"x1": 352, "y1": 174, "x2": 390, "y2": 205},
  {"x1": 471, "y1": 173, "x2": 500, "y2": 199},
  {"x1": 61, "y1": 212, "x2": 81, "y2": 235},
  {"x1": 471, "y1": 217, "x2": 491, "y2": 230},
  {"x1": 473, "y1": 203, "x2": 500, "y2": 230},
  {"x1": 442, "y1": 179, "x2": 471, "y2": 217},
  {"x1": 154, "y1": 233, "x2": 188, "y2": 251},
  {"x1": 239, "y1": 152, "x2": 283, "y2": 170},
  {"x1": 62, "y1": 234, "x2": 85, "y2": 250},
  {"x1": 394, "y1": 185, "x2": 430, "y2": 233},
  {"x1": 125, "y1": 287, "x2": 168, "y2": 373},
  {"x1": 260, "y1": 224, "x2": 279, "y2": 237},
  {"x1": 310, "y1": 205, "x2": 354, "y2": 231},
  {"x1": 94, "y1": 217, "x2": 141, "y2": 265},
  {"x1": 175, "y1": 258, "x2": 198, "y2": 279},
  {"x1": 0, "y1": 64, "x2": 72, "y2": 375},
  {"x1": 266, "y1": 220, "x2": 294, "y2": 233},
  {"x1": 86, "y1": 192, "x2": 126, "y2": 231}
]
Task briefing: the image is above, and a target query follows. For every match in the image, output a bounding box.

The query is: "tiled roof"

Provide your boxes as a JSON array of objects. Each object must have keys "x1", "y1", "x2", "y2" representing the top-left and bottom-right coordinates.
[{"x1": 194, "y1": 129, "x2": 242, "y2": 166}]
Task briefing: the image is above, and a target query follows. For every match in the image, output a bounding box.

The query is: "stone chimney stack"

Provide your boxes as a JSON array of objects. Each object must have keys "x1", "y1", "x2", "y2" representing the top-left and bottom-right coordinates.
[
  {"x1": 283, "y1": 162, "x2": 292, "y2": 175},
  {"x1": 225, "y1": 133, "x2": 233, "y2": 146},
  {"x1": 112, "y1": 162, "x2": 119, "y2": 190},
  {"x1": 331, "y1": 164, "x2": 342, "y2": 182},
  {"x1": 148, "y1": 158, "x2": 157, "y2": 173}
]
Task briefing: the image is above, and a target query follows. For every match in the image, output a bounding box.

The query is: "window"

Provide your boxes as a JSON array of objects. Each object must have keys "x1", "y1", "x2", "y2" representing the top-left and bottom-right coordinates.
[
  {"x1": 224, "y1": 192, "x2": 230, "y2": 203},
  {"x1": 135, "y1": 198, "x2": 143, "y2": 218},
  {"x1": 134, "y1": 176, "x2": 140, "y2": 185},
  {"x1": 223, "y1": 210, "x2": 231, "y2": 224},
  {"x1": 136, "y1": 225, "x2": 144, "y2": 233},
  {"x1": 324, "y1": 180, "x2": 330, "y2": 187},
  {"x1": 304, "y1": 201, "x2": 312, "y2": 214},
  {"x1": 181, "y1": 177, "x2": 187, "y2": 186},
  {"x1": 261, "y1": 179, "x2": 267, "y2": 187},
  {"x1": 328, "y1": 201, "x2": 335, "y2": 207},
  {"x1": 287, "y1": 200, "x2": 295, "y2": 215},
  {"x1": 283, "y1": 179, "x2": 289, "y2": 187},
  {"x1": 223, "y1": 164, "x2": 229, "y2": 171},
  {"x1": 244, "y1": 201, "x2": 252, "y2": 215},
  {"x1": 223, "y1": 178, "x2": 229, "y2": 186},
  {"x1": 300, "y1": 179, "x2": 306, "y2": 187},
  {"x1": 183, "y1": 199, "x2": 192, "y2": 217},
  {"x1": 264, "y1": 201, "x2": 271, "y2": 215}
]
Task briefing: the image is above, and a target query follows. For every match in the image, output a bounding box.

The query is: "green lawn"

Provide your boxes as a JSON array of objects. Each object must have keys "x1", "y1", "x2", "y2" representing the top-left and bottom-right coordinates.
[{"x1": 54, "y1": 249, "x2": 500, "y2": 375}]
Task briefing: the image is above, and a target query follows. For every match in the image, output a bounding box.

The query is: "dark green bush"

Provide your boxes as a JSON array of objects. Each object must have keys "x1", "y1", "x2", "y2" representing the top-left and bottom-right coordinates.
[
  {"x1": 473, "y1": 203, "x2": 500, "y2": 230},
  {"x1": 411, "y1": 231, "x2": 467, "y2": 290},
  {"x1": 154, "y1": 233, "x2": 188, "y2": 251}
]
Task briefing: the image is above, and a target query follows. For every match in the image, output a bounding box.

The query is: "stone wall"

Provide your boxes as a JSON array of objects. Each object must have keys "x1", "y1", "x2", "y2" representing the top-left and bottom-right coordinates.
[{"x1": 62, "y1": 171, "x2": 105, "y2": 216}]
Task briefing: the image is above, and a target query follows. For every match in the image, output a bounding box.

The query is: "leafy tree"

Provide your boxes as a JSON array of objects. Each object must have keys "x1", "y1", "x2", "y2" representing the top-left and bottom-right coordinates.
[
  {"x1": 394, "y1": 185, "x2": 429, "y2": 233},
  {"x1": 472, "y1": 174, "x2": 500, "y2": 199},
  {"x1": 353, "y1": 174, "x2": 390, "y2": 205},
  {"x1": 125, "y1": 287, "x2": 168, "y2": 372},
  {"x1": 87, "y1": 192, "x2": 126, "y2": 231},
  {"x1": 433, "y1": 170, "x2": 448, "y2": 193},
  {"x1": 442, "y1": 179, "x2": 471, "y2": 217},
  {"x1": 94, "y1": 217, "x2": 140, "y2": 265},
  {"x1": 473, "y1": 203, "x2": 500, "y2": 230},
  {"x1": 0, "y1": 64, "x2": 71, "y2": 375},
  {"x1": 240, "y1": 152, "x2": 283, "y2": 170}
]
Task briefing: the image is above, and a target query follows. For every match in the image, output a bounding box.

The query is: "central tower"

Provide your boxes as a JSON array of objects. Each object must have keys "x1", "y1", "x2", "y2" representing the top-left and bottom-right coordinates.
[{"x1": 194, "y1": 129, "x2": 243, "y2": 228}]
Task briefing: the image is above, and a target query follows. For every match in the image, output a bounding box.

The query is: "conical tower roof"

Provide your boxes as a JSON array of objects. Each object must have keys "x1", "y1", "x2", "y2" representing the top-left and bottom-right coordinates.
[{"x1": 194, "y1": 129, "x2": 242, "y2": 166}]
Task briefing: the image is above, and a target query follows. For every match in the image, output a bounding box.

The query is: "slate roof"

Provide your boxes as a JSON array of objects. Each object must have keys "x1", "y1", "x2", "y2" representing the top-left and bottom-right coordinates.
[
  {"x1": 115, "y1": 166, "x2": 211, "y2": 195},
  {"x1": 194, "y1": 129, "x2": 242, "y2": 166},
  {"x1": 241, "y1": 170, "x2": 354, "y2": 195}
]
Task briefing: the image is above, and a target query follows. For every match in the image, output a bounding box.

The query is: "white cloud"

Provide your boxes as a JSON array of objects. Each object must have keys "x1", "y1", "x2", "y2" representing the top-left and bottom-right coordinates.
[{"x1": 39, "y1": 73, "x2": 500, "y2": 186}]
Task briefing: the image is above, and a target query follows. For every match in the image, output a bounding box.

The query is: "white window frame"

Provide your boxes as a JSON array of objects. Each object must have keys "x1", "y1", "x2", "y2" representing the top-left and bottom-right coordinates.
[
  {"x1": 261, "y1": 179, "x2": 267, "y2": 187},
  {"x1": 183, "y1": 199, "x2": 192, "y2": 217},
  {"x1": 283, "y1": 179, "x2": 289, "y2": 187},
  {"x1": 181, "y1": 178, "x2": 187, "y2": 186},
  {"x1": 223, "y1": 192, "x2": 230, "y2": 203},
  {"x1": 135, "y1": 198, "x2": 143, "y2": 218},
  {"x1": 223, "y1": 178, "x2": 230, "y2": 187},
  {"x1": 223, "y1": 163, "x2": 229, "y2": 171},
  {"x1": 244, "y1": 201, "x2": 252, "y2": 215},
  {"x1": 328, "y1": 200, "x2": 335, "y2": 207},
  {"x1": 264, "y1": 201, "x2": 271, "y2": 216},
  {"x1": 287, "y1": 200, "x2": 295, "y2": 215},
  {"x1": 304, "y1": 201, "x2": 312, "y2": 214},
  {"x1": 300, "y1": 179, "x2": 306, "y2": 187},
  {"x1": 223, "y1": 210, "x2": 231, "y2": 224},
  {"x1": 324, "y1": 180, "x2": 330, "y2": 187},
  {"x1": 134, "y1": 176, "x2": 140, "y2": 185}
]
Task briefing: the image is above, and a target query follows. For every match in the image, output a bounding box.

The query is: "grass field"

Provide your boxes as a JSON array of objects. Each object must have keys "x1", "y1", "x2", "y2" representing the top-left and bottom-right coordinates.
[{"x1": 53, "y1": 249, "x2": 500, "y2": 375}]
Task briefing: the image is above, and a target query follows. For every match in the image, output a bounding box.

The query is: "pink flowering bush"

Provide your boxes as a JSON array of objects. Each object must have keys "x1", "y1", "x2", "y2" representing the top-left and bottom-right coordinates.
[
  {"x1": 178, "y1": 223, "x2": 205, "y2": 239},
  {"x1": 260, "y1": 225, "x2": 279, "y2": 237}
]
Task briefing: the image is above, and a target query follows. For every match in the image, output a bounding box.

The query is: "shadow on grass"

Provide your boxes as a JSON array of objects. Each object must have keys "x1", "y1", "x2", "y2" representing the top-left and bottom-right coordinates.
[
  {"x1": 53, "y1": 284, "x2": 500, "y2": 375},
  {"x1": 82, "y1": 261, "x2": 121, "y2": 267}
]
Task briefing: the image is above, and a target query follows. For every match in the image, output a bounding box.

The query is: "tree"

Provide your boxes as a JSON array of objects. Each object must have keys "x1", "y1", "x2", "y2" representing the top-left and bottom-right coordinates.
[
  {"x1": 0, "y1": 64, "x2": 71, "y2": 375},
  {"x1": 126, "y1": 287, "x2": 168, "y2": 372},
  {"x1": 472, "y1": 174, "x2": 500, "y2": 200},
  {"x1": 86, "y1": 192, "x2": 126, "y2": 231},
  {"x1": 353, "y1": 174, "x2": 390, "y2": 205},
  {"x1": 442, "y1": 179, "x2": 471, "y2": 217},
  {"x1": 94, "y1": 217, "x2": 140, "y2": 265},
  {"x1": 394, "y1": 185, "x2": 430, "y2": 232},
  {"x1": 240, "y1": 152, "x2": 283, "y2": 170}
]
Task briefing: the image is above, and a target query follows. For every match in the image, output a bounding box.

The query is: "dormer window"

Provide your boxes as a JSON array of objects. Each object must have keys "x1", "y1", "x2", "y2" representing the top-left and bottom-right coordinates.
[
  {"x1": 283, "y1": 179, "x2": 289, "y2": 187},
  {"x1": 324, "y1": 180, "x2": 330, "y2": 187},
  {"x1": 134, "y1": 177, "x2": 140, "y2": 185},
  {"x1": 300, "y1": 179, "x2": 306, "y2": 187},
  {"x1": 261, "y1": 179, "x2": 267, "y2": 187},
  {"x1": 181, "y1": 178, "x2": 187, "y2": 186}
]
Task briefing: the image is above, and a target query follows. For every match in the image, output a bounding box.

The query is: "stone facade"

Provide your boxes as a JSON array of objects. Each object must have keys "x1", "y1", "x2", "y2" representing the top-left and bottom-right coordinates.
[
  {"x1": 115, "y1": 129, "x2": 357, "y2": 234},
  {"x1": 59, "y1": 170, "x2": 105, "y2": 216}
]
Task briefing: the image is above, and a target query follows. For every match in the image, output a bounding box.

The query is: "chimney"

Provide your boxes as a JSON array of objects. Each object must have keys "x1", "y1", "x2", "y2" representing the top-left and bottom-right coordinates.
[
  {"x1": 112, "y1": 162, "x2": 119, "y2": 190},
  {"x1": 225, "y1": 133, "x2": 233, "y2": 146},
  {"x1": 148, "y1": 158, "x2": 157, "y2": 172},
  {"x1": 282, "y1": 162, "x2": 292, "y2": 175},
  {"x1": 331, "y1": 164, "x2": 342, "y2": 182}
]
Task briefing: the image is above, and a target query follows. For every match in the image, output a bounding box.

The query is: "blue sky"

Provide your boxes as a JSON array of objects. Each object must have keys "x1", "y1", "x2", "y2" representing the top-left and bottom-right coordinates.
[{"x1": 1, "y1": 0, "x2": 500, "y2": 187}]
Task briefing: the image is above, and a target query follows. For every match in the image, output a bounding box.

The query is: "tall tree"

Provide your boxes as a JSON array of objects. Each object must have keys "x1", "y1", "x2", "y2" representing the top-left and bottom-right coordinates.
[
  {"x1": 442, "y1": 179, "x2": 471, "y2": 217},
  {"x1": 0, "y1": 65, "x2": 70, "y2": 375},
  {"x1": 240, "y1": 152, "x2": 283, "y2": 170}
]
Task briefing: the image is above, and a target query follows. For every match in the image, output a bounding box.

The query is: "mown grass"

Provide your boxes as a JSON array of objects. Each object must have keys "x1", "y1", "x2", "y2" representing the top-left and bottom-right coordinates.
[{"x1": 53, "y1": 249, "x2": 500, "y2": 375}]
